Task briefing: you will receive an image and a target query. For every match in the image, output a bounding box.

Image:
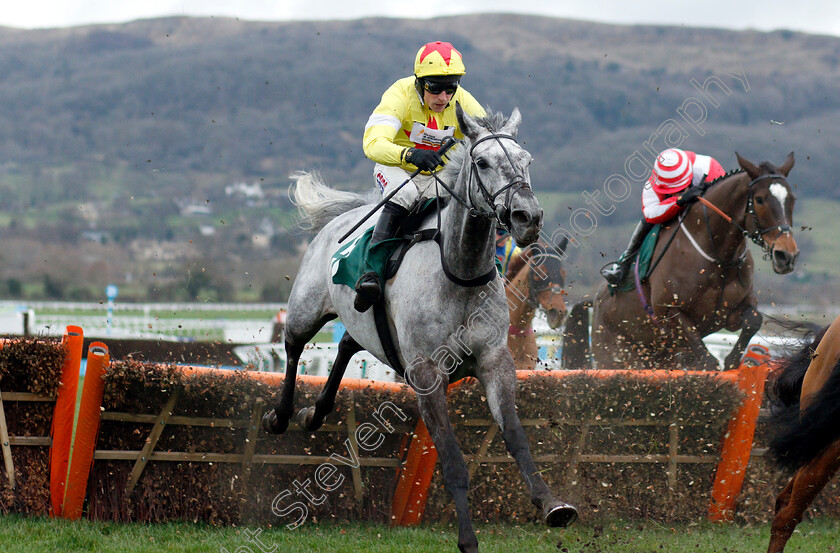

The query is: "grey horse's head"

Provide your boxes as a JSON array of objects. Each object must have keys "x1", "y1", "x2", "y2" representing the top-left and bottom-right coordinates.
[{"x1": 456, "y1": 104, "x2": 544, "y2": 246}]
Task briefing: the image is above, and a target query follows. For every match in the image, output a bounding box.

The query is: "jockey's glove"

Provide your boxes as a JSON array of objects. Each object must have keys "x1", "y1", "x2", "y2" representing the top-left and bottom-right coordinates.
[
  {"x1": 404, "y1": 148, "x2": 443, "y2": 172},
  {"x1": 676, "y1": 186, "x2": 703, "y2": 207}
]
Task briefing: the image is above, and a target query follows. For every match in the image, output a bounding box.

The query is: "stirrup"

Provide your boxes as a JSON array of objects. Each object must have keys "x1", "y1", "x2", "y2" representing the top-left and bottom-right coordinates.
[
  {"x1": 354, "y1": 273, "x2": 381, "y2": 313},
  {"x1": 600, "y1": 262, "x2": 625, "y2": 286}
]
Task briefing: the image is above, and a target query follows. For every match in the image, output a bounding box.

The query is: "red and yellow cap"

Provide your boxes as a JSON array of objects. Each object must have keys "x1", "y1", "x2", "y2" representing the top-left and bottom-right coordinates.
[{"x1": 414, "y1": 41, "x2": 466, "y2": 78}]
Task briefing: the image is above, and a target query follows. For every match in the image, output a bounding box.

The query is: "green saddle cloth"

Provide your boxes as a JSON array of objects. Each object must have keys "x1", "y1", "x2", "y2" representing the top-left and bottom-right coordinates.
[
  {"x1": 331, "y1": 226, "x2": 401, "y2": 289},
  {"x1": 612, "y1": 223, "x2": 661, "y2": 294}
]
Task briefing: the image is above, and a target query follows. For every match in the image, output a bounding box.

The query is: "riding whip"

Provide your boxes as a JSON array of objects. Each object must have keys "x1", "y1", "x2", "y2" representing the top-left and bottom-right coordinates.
[{"x1": 338, "y1": 136, "x2": 457, "y2": 243}]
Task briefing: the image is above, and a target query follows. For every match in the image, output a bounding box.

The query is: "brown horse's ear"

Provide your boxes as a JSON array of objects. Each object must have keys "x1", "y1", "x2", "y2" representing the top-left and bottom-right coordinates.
[
  {"x1": 504, "y1": 251, "x2": 528, "y2": 280},
  {"x1": 778, "y1": 152, "x2": 795, "y2": 177},
  {"x1": 555, "y1": 236, "x2": 569, "y2": 255},
  {"x1": 735, "y1": 151, "x2": 762, "y2": 180}
]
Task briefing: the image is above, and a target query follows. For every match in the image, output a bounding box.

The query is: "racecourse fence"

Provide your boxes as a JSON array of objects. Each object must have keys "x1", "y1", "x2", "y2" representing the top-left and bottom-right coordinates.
[
  {"x1": 5, "y1": 301, "x2": 288, "y2": 342},
  {"x1": 1, "y1": 326, "x2": 799, "y2": 526}
]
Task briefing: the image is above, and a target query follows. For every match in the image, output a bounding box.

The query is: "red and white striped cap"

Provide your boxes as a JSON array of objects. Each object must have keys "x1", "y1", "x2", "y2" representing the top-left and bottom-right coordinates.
[{"x1": 650, "y1": 148, "x2": 693, "y2": 194}]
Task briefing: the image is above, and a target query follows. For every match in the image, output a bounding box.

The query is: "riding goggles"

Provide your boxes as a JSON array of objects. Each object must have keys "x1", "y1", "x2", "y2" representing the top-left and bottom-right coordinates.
[{"x1": 422, "y1": 79, "x2": 459, "y2": 95}]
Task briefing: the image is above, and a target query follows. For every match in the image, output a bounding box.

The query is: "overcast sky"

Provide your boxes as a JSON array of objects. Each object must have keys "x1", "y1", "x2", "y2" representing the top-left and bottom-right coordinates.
[{"x1": 2, "y1": 1, "x2": 839, "y2": 37}]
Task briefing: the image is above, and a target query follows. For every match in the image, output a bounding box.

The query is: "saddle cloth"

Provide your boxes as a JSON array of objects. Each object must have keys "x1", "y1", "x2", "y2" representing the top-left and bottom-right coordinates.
[
  {"x1": 612, "y1": 223, "x2": 662, "y2": 294},
  {"x1": 331, "y1": 200, "x2": 503, "y2": 290}
]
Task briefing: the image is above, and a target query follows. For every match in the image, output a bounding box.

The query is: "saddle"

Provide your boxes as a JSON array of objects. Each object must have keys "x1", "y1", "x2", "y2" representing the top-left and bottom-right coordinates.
[
  {"x1": 331, "y1": 199, "x2": 501, "y2": 377},
  {"x1": 331, "y1": 200, "x2": 440, "y2": 291}
]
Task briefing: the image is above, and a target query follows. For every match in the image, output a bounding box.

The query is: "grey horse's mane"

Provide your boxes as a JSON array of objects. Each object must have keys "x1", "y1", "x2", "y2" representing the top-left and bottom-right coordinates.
[
  {"x1": 438, "y1": 108, "x2": 509, "y2": 184},
  {"x1": 291, "y1": 108, "x2": 508, "y2": 232}
]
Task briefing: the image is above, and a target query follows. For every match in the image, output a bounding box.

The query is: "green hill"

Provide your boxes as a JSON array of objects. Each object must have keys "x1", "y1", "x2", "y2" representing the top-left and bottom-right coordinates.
[{"x1": 0, "y1": 14, "x2": 837, "y2": 302}]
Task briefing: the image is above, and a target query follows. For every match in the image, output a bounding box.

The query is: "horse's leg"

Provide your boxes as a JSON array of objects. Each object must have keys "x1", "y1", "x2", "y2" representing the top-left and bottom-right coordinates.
[
  {"x1": 478, "y1": 350, "x2": 578, "y2": 527},
  {"x1": 296, "y1": 332, "x2": 362, "y2": 431},
  {"x1": 411, "y1": 362, "x2": 478, "y2": 553},
  {"x1": 724, "y1": 305, "x2": 762, "y2": 371},
  {"x1": 669, "y1": 311, "x2": 720, "y2": 370},
  {"x1": 262, "y1": 313, "x2": 336, "y2": 434},
  {"x1": 772, "y1": 475, "x2": 795, "y2": 518},
  {"x1": 768, "y1": 440, "x2": 840, "y2": 553},
  {"x1": 562, "y1": 300, "x2": 592, "y2": 370}
]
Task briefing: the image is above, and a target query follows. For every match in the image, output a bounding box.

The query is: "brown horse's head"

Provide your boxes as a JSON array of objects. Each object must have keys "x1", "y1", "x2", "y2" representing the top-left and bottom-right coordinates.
[
  {"x1": 524, "y1": 237, "x2": 568, "y2": 328},
  {"x1": 736, "y1": 152, "x2": 799, "y2": 274}
]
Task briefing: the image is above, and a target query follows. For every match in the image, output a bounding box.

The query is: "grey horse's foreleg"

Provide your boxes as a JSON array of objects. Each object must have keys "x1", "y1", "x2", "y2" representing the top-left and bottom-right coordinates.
[
  {"x1": 724, "y1": 306, "x2": 762, "y2": 371},
  {"x1": 297, "y1": 332, "x2": 362, "y2": 431},
  {"x1": 412, "y1": 363, "x2": 478, "y2": 553},
  {"x1": 481, "y1": 360, "x2": 578, "y2": 527},
  {"x1": 262, "y1": 313, "x2": 337, "y2": 435},
  {"x1": 262, "y1": 340, "x2": 302, "y2": 434}
]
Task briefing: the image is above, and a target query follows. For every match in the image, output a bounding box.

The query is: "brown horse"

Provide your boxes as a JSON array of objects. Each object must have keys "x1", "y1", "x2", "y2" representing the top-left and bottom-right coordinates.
[
  {"x1": 563, "y1": 153, "x2": 799, "y2": 371},
  {"x1": 766, "y1": 315, "x2": 840, "y2": 552},
  {"x1": 504, "y1": 238, "x2": 568, "y2": 370}
]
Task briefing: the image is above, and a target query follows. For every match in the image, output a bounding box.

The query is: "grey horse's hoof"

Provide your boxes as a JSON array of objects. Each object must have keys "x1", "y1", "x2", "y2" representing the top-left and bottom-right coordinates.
[
  {"x1": 297, "y1": 406, "x2": 321, "y2": 431},
  {"x1": 544, "y1": 501, "x2": 578, "y2": 528},
  {"x1": 261, "y1": 410, "x2": 288, "y2": 435}
]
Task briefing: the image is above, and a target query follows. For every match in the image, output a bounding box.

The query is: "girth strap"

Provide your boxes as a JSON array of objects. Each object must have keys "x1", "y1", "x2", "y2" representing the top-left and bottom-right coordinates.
[
  {"x1": 369, "y1": 228, "x2": 497, "y2": 375},
  {"x1": 373, "y1": 301, "x2": 405, "y2": 377}
]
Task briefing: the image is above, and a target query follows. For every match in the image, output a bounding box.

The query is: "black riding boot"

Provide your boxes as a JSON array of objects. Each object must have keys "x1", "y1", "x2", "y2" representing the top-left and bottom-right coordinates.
[
  {"x1": 354, "y1": 202, "x2": 408, "y2": 312},
  {"x1": 600, "y1": 219, "x2": 654, "y2": 285}
]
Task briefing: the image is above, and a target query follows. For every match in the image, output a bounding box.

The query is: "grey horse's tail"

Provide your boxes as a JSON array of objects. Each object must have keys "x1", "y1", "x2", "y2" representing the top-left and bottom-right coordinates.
[
  {"x1": 290, "y1": 171, "x2": 379, "y2": 232},
  {"x1": 562, "y1": 299, "x2": 593, "y2": 369}
]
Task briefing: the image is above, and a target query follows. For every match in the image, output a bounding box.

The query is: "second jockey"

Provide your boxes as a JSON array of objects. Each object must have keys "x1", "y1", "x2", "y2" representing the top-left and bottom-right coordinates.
[{"x1": 600, "y1": 148, "x2": 725, "y2": 286}]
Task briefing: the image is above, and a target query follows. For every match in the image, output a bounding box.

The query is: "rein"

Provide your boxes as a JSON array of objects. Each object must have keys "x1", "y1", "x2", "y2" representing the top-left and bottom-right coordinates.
[
  {"x1": 697, "y1": 172, "x2": 793, "y2": 258},
  {"x1": 425, "y1": 131, "x2": 533, "y2": 287}
]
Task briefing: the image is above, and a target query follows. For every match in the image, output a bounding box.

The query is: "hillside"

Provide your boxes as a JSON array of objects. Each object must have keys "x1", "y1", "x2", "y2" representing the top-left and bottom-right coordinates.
[{"x1": 0, "y1": 14, "x2": 837, "y2": 302}]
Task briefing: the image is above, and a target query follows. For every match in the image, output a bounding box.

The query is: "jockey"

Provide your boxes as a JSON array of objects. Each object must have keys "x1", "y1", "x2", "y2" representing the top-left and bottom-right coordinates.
[
  {"x1": 600, "y1": 148, "x2": 725, "y2": 286},
  {"x1": 353, "y1": 41, "x2": 487, "y2": 312},
  {"x1": 496, "y1": 227, "x2": 520, "y2": 276}
]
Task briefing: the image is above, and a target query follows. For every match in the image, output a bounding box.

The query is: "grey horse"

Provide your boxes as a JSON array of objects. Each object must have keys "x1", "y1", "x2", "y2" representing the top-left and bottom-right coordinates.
[{"x1": 263, "y1": 105, "x2": 577, "y2": 552}]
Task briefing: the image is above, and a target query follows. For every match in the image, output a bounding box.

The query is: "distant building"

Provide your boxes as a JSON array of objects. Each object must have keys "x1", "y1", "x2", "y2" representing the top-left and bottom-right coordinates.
[
  {"x1": 130, "y1": 239, "x2": 194, "y2": 261},
  {"x1": 225, "y1": 181, "x2": 265, "y2": 200},
  {"x1": 179, "y1": 204, "x2": 213, "y2": 216}
]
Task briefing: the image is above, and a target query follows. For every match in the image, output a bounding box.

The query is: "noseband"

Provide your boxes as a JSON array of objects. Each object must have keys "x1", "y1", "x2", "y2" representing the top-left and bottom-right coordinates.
[
  {"x1": 432, "y1": 133, "x2": 531, "y2": 230},
  {"x1": 468, "y1": 133, "x2": 532, "y2": 229},
  {"x1": 745, "y1": 173, "x2": 793, "y2": 255},
  {"x1": 525, "y1": 252, "x2": 566, "y2": 309}
]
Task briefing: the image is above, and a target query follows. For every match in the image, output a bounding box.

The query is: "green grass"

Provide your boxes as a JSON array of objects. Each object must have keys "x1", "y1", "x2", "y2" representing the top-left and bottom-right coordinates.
[{"x1": 1, "y1": 516, "x2": 839, "y2": 553}]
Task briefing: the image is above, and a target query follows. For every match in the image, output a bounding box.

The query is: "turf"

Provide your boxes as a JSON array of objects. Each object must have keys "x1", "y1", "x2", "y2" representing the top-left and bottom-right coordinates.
[{"x1": 1, "y1": 515, "x2": 839, "y2": 553}]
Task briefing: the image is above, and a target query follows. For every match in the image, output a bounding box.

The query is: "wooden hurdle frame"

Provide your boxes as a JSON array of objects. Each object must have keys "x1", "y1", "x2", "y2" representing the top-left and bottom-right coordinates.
[
  {"x1": 53, "y1": 347, "x2": 772, "y2": 524},
  {"x1": 0, "y1": 328, "x2": 84, "y2": 517},
  {"x1": 390, "y1": 353, "x2": 772, "y2": 526}
]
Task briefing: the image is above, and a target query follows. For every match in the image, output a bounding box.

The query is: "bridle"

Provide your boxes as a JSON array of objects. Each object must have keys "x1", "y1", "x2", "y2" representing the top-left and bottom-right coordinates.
[
  {"x1": 744, "y1": 173, "x2": 793, "y2": 257},
  {"x1": 525, "y1": 251, "x2": 566, "y2": 309},
  {"x1": 698, "y1": 172, "x2": 793, "y2": 259},
  {"x1": 423, "y1": 130, "x2": 538, "y2": 288},
  {"x1": 432, "y1": 132, "x2": 532, "y2": 230}
]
